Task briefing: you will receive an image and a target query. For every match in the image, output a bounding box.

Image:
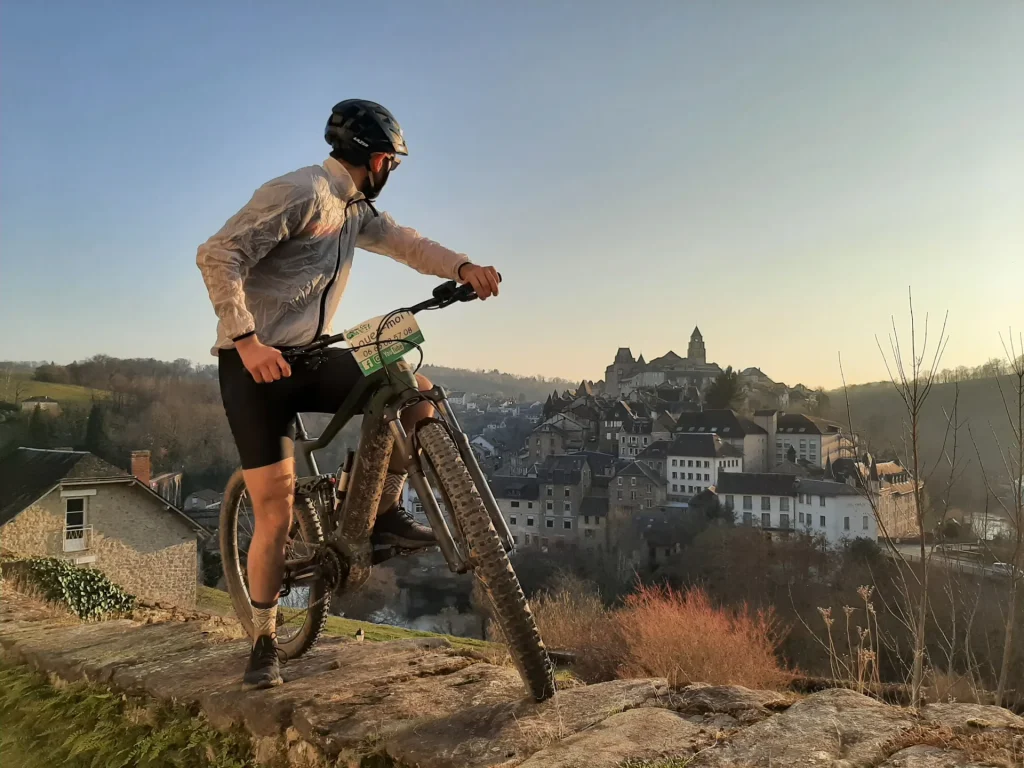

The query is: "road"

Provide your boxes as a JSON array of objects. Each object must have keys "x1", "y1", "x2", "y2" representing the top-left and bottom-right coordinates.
[{"x1": 885, "y1": 543, "x2": 1014, "y2": 581}]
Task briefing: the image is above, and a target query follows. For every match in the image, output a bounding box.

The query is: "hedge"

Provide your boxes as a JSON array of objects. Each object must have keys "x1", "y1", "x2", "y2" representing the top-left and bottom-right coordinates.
[{"x1": 4, "y1": 557, "x2": 136, "y2": 619}]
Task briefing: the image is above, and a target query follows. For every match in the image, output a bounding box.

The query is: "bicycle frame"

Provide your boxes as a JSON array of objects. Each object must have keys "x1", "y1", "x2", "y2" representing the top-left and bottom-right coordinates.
[{"x1": 286, "y1": 357, "x2": 515, "y2": 593}]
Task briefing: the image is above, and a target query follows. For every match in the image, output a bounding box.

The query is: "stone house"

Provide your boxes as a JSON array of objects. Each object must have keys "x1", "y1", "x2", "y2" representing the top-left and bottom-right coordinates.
[
  {"x1": 489, "y1": 476, "x2": 541, "y2": 549},
  {"x1": 527, "y1": 423, "x2": 571, "y2": 466},
  {"x1": 608, "y1": 461, "x2": 667, "y2": 549},
  {"x1": 829, "y1": 456, "x2": 920, "y2": 541},
  {"x1": 536, "y1": 454, "x2": 591, "y2": 549},
  {"x1": 0, "y1": 448, "x2": 209, "y2": 608},
  {"x1": 617, "y1": 415, "x2": 672, "y2": 459}
]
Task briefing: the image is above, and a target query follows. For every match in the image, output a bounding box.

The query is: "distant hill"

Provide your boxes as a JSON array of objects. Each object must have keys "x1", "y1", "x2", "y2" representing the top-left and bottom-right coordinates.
[
  {"x1": 417, "y1": 364, "x2": 574, "y2": 403},
  {"x1": 823, "y1": 374, "x2": 1020, "y2": 510},
  {"x1": 0, "y1": 371, "x2": 109, "y2": 406}
]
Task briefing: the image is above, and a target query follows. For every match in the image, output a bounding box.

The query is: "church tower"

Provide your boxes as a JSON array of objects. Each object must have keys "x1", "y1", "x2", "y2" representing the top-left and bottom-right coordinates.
[{"x1": 687, "y1": 327, "x2": 706, "y2": 364}]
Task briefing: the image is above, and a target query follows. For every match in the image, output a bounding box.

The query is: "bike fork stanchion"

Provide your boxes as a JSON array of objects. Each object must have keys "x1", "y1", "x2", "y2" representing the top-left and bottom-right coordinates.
[
  {"x1": 436, "y1": 399, "x2": 516, "y2": 552},
  {"x1": 388, "y1": 420, "x2": 470, "y2": 574}
]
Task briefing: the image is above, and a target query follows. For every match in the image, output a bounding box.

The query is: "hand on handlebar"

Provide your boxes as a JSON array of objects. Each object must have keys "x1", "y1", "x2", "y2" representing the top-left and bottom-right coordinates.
[
  {"x1": 236, "y1": 335, "x2": 292, "y2": 383},
  {"x1": 457, "y1": 263, "x2": 501, "y2": 300}
]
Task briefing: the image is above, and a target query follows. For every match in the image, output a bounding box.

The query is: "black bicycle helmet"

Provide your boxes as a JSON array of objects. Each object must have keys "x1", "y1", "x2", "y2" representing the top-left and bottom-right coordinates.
[{"x1": 325, "y1": 100, "x2": 408, "y2": 164}]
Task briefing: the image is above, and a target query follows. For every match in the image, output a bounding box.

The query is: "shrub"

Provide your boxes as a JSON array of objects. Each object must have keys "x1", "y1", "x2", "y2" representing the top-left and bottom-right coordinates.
[
  {"x1": 16, "y1": 558, "x2": 136, "y2": 620},
  {"x1": 530, "y1": 574, "x2": 625, "y2": 682},
  {"x1": 615, "y1": 584, "x2": 790, "y2": 690}
]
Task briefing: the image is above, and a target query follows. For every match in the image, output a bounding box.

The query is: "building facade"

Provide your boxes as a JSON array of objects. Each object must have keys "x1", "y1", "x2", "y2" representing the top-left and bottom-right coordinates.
[
  {"x1": 664, "y1": 434, "x2": 743, "y2": 501},
  {"x1": 0, "y1": 448, "x2": 207, "y2": 608}
]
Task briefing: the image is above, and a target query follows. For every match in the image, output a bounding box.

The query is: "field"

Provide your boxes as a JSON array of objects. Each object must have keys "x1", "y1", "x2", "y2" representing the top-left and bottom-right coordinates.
[
  {"x1": 0, "y1": 372, "x2": 108, "y2": 406},
  {"x1": 196, "y1": 586, "x2": 493, "y2": 652}
]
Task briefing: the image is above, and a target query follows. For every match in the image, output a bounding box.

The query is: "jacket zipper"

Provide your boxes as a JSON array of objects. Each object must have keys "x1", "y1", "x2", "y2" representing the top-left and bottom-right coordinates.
[{"x1": 312, "y1": 198, "x2": 377, "y2": 342}]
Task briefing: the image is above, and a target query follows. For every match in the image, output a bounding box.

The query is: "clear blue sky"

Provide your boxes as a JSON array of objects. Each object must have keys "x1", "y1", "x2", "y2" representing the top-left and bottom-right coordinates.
[{"x1": 1, "y1": 1, "x2": 1021, "y2": 388}]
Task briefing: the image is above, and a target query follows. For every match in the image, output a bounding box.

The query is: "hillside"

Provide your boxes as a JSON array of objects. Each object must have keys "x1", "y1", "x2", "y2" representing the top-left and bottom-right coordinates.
[
  {"x1": 0, "y1": 372, "x2": 108, "y2": 406},
  {"x1": 824, "y1": 374, "x2": 1021, "y2": 509},
  {"x1": 418, "y1": 363, "x2": 574, "y2": 402}
]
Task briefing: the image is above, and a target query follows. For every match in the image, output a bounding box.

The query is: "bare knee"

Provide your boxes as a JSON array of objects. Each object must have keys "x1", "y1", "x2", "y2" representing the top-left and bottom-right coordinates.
[
  {"x1": 415, "y1": 374, "x2": 432, "y2": 392},
  {"x1": 243, "y1": 464, "x2": 295, "y2": 536}
]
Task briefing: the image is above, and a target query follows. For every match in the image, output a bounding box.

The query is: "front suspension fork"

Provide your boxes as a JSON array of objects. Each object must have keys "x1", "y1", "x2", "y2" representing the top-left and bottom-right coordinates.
[{"x1": 389, "y1": 418, "x2": 471, "y2": 574}]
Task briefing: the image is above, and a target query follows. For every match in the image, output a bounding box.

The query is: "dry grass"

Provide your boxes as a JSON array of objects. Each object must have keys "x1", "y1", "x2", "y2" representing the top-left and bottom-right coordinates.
[
  {"x1": 880, "y1": 723, "x2": 1024, "y2": 768},
  {"x1": 532, "y1": 577, "x2": 791, "y2": 690},
  {"x1": 530, "y1": 575, "x2": 626, "y2": 683}
]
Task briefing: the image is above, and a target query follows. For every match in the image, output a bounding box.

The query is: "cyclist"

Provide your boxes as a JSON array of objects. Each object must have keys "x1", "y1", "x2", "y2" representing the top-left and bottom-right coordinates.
[{"x1": 196, "y1": 100, "x2": 501, "y2": 689}]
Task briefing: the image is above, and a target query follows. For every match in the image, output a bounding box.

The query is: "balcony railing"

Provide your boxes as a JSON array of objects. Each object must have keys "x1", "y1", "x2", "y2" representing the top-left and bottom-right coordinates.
[{"x1": 63, "y1": 525, "x2": 92, "y2": 553}]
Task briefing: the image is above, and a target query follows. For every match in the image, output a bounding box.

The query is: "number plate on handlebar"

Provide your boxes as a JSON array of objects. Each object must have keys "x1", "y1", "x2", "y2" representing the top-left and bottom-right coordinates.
[{"x1": 344, "y1": 312, "x2": 425, "y2": 376}]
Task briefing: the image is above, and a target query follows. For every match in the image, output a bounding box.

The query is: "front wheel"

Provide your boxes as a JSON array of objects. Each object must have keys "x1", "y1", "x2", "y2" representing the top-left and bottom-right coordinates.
[{"x1": 418, "y1": 422, "x2": 555, "y2": 701}]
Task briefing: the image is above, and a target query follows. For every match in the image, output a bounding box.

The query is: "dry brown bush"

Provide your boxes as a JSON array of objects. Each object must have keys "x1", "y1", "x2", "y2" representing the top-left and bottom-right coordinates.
[
  {"x1": 532, "y1": 576, "x2": 791, "y2": 690},
  {"x1": 615, "y1": 584, "x2": 791, "y2": 690}
]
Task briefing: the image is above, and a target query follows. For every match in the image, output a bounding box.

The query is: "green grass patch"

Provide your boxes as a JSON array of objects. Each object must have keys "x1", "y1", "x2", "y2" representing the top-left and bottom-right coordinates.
[
  {"x1": 197, "y1": 586, "x2": 492, "y2": 652},
  {"x1": 0, "y1": 658, "x2": 257, "y2": 767},
  {"x1": 0, "y1": 373, "x2": 109, "y2": 405}
]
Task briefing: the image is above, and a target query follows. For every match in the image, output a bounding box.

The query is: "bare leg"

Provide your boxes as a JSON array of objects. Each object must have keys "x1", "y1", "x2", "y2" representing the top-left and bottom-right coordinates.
[{"x1": 242, "y1": 458, "x2": 295, "y2": 617}]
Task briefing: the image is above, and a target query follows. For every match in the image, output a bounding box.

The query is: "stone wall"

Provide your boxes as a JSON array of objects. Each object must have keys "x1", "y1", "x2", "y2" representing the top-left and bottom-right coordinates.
[{"x1": 0, "y1": 483, "x2": 199, "y2": 609}]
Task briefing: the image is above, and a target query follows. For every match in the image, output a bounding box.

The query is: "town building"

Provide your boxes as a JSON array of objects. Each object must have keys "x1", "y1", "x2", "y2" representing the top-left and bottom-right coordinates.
[
  {"x1": 753, "y1": 410, "x2": 857, "y2": 469},
  {"x1": 674, "y1": 409, "x2": 770, "y2": 471},
  {"x1": 608, "y1": 461, "x2": 667, "y2": 546},
  {"x1": 715, "y1": 472, "x2": 877, "y2": 546},
  {"x1": 829, "y1": 456, "x2": 920, "y2": 540},
  {"x1": 664, "y1": 434, "x2": 743, "y2": 501},
  {"x1": 0, "y1": 448, "x2": 208, "y2": 607},
  {"x1": 604, "y1": 332, "x2": 724, "y2": 399},
  {"x1": 617, "y1": 413, "x2": 673, "y2": 458}
]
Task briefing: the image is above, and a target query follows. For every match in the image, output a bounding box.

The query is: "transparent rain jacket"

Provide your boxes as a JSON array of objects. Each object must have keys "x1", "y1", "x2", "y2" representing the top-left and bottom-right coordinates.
[{"x1": 197, "y1": 157, "x2": 468, "y2": 354}]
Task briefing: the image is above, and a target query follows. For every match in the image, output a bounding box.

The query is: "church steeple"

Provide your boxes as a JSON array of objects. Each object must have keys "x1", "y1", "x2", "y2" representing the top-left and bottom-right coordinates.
[{"x1": 687, "y1": 327, "x2": 706, "y2": 364}]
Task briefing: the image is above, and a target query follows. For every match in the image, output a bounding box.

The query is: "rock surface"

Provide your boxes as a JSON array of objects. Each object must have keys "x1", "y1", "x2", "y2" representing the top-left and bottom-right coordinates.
[{"x1": 1, "y1": 589, "x2": 1021, "y2": 768}]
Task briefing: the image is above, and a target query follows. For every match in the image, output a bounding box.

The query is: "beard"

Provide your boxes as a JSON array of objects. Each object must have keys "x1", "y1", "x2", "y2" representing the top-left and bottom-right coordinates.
[{"x1": 361, "y1": 164, "x2": 391, "y2": 201}]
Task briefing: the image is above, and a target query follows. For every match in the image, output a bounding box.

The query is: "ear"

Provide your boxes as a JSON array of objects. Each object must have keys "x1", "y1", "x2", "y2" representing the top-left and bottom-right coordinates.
[{"x1": 369, "y1": 153, "x2": 387, "y2": 173}]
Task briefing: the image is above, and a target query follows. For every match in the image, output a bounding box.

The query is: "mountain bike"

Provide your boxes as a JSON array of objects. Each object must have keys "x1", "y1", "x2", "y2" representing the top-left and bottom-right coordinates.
[{"x1": 218, "y1": 280, "x2": 555, "y2": 701}]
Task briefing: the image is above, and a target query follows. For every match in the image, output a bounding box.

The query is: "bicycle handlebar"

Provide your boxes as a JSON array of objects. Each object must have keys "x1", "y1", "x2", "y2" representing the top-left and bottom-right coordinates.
[{"x1": 282, "y1": 275, "x2": 500, "y2": 362}]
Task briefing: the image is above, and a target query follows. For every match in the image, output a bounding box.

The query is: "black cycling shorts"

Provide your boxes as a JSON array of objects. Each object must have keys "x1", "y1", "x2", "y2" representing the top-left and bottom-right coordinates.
[{"x1": 218, "y1": 347, "x2": 370, "y2": 470}]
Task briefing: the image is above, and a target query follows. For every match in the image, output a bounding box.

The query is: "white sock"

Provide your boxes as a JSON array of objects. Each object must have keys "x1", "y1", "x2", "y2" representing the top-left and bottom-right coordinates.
[
  {"x1": 251, "y1": 603, "x2": 277, "y2": 643},
  {"x1": 378, "y1": 471, "x2": 407, "y2": 514}
]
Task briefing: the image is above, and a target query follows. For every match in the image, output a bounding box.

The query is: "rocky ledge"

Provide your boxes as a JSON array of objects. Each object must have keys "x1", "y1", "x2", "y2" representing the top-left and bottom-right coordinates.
[{"x1": 1, "y1": 591, "x2": 1021, "y2": 768}]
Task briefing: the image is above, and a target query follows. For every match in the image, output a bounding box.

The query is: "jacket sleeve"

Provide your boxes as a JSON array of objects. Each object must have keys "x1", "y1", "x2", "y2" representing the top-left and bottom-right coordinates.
[
  {"x1": 357, "y1": 212, "x2": 469, "y2": 281},
  {"x1": 196, "y1": 179, "x2": 317, "y2": 341}
]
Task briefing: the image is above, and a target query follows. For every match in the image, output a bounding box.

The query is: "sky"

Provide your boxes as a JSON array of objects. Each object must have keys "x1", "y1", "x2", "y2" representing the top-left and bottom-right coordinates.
[{"x1": 1, "y1": 1, "x2": 1021, "y2": 389}]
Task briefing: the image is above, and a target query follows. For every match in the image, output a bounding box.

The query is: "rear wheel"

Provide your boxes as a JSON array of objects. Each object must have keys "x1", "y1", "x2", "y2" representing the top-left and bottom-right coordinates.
[
  {"x1": 417, "y1": 422, "x2": 555, "y2": 701},
  {"x1": 219, "y1": 469, "x2": 330, "y2": 660}
]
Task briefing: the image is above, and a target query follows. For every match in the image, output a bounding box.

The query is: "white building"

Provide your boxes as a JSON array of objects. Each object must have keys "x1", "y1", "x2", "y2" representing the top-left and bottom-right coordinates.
[
  {"x1": 794, "y1": 479, "x2": 876, "y2": 545},
  {"x1": 664, "y1": 433, "x2": 743, "y2": 501},
  {"x1": 675, "y1": 410, "x2": 770, "y2": 472},
  {"x1": 716, "y1": 473, "x2": 877, "y2": 546},
  {"x1": 20, "y1": 395, "x2": 61, "y2": 414}
]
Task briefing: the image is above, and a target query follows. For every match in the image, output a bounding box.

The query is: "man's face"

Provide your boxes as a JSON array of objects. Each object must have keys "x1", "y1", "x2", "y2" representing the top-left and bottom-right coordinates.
[{"x1": 362, "y1": 152, "x2": 400, "y2": 200}]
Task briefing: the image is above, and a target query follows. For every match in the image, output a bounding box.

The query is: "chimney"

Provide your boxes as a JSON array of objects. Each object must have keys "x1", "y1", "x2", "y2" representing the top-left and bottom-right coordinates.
[{"x1": 131, "y1": 450, "x2": 152, "y2": 487}]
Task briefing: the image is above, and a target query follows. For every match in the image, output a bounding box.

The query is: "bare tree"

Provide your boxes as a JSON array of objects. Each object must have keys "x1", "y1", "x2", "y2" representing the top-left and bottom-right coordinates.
[
  {"x1": 969, "y1": 330, "x2": 1023, "y2": 707},
  {"x1": 838, "y1": 291, "x2": 956, "y2": 704}
]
